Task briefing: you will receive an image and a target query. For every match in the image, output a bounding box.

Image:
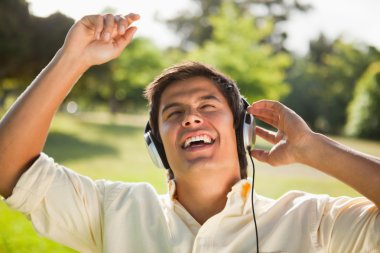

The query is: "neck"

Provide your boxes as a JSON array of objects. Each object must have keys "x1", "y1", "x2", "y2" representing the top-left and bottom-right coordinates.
[{"x1": 175, "y1": 172, "x2": 240, "y2": 225}]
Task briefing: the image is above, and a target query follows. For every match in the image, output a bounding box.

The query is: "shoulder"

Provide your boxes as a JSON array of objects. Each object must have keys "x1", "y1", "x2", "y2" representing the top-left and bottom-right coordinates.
[
  {"x1": 256, "y1": 190, "x2": 330, "y2": 212},
  {"x1": 100, "y1": 180, "x2": 164, "y2": 211},
  {"x1": 255, "y1": 190, "x2": 338, "y2": 228},
  {"x1": 258, "y1": 190, "x2": 375, "y2": 216}
]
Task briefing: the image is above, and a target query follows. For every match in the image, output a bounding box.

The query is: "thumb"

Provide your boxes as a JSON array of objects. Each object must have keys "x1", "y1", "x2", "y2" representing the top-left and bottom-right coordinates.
[{"x1": 251, "y1": 149, "x2": 270, "y2": 163}]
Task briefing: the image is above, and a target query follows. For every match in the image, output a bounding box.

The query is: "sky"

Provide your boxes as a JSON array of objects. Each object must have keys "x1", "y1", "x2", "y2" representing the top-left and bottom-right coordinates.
[{"x1": 26, "y1": 0, "x2": 380, "y2": 55}]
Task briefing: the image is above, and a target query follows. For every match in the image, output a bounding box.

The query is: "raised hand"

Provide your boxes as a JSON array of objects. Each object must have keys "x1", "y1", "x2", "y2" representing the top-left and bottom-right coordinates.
[
  {"x1": 247, "y1": 100, "x2": 313, "y2": 166},
  {"x1": 248, "y1": 99, "x2": 380, "y2": 208},
  {"x1": 0, "y1": 13, "x2": 139, "y2": 197},
  {"x1": 62, "y1": 13, "x2": 140, "y2": 68}
]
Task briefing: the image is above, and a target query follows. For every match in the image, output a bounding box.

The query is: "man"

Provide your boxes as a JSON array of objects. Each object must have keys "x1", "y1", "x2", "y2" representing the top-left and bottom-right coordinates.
[{"x1": 0, "y1": 13, "x2": 379, "y2": 253}]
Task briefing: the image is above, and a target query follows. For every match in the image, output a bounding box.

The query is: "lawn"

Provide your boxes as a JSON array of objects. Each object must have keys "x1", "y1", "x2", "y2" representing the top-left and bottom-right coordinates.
[{"x1": 1, "y1": 112, "x2": 379, "y2": 252}]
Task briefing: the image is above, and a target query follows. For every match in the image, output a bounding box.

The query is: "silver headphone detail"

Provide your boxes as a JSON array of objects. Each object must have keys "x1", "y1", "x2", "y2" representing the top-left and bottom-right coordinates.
[
  {"x1": 243, "y1": 112, "x2": 256, "y2": 151},
  {"x1": 144, "y1": 131, "x2": 165, "y2": 168}
]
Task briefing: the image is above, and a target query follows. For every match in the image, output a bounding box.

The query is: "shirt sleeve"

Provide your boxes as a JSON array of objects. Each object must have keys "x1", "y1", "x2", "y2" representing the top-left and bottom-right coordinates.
[
  {"x1": 317, "y1": 195, "x2": 380, "y2": 252},
  {"x1": 5, "y1": 153, "x2": 108, "y2": 253}
]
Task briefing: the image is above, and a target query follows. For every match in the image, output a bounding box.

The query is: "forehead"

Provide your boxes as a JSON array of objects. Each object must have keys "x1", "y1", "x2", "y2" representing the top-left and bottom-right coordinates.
[{"x1": 160, "y1": 77, "x2": 224, "y2": 104}]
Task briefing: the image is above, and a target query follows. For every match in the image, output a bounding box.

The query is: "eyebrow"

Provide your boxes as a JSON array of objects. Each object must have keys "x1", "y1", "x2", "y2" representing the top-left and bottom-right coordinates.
[{"x1": 161, "y1": 95, "x2": 221, "y2": 115}]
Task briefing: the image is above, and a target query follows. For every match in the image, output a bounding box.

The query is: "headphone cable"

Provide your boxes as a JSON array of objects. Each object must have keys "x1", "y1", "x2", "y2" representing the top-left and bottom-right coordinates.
[{"x1": 248, "y1": 147, "x2": 259, "y2": 253}]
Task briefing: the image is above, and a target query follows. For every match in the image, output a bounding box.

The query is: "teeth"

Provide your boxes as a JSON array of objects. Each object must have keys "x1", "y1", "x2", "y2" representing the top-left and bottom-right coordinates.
[{"x1": 184, "y1": 135, "x2": 212, "y2": 148}]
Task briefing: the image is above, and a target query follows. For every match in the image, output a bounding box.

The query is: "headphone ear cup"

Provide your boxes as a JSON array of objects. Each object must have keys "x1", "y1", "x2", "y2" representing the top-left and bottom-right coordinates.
[
  {"x1": 144, "y1": 123, "x2": 170, "y2": 169},
  {"x1": 242, "y1": 112, "x2": 256, "y2": 150},
  {"x1": 240, "y1": 98, "x2": 256, "y2": 150}
]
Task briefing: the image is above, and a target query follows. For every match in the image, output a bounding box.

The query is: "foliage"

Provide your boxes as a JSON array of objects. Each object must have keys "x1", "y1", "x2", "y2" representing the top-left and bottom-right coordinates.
[
  {"x1": 67, "y1": 63, "x2": 113, "y2": 112},
  {"x1": 0, "y1": 0, "x2": 172, "y2": 115},
  {"x1": 108, "y1": 37, "x2": 168, "y2": 113},
  {"x1": 0, "y1": 0, "x2": 74, "y2": 108},
  {"x1": 283, "y1": 35, "x2": 380, "y2": 134},
  {"x1": 0, "y1": 0, "x2": 31, "y2": 80},
  {"x1": 163, "y1": 0, "x2": 311, "y2": 51},
  {"x1": 188, "y1": 2, "x2": 291, "y2": 101},
  {"x1": 2, "y1": 0, "x2": 380, "y2": 138},
  {"x1": 345, "y1": 62, "x2": 380, "y2": 139},
  {"x1": 65, "y1": 37, "x2": 169, "y2": 114},
  {"x1": 0, "y1": 0, "x2": 29, "y2": 108}
]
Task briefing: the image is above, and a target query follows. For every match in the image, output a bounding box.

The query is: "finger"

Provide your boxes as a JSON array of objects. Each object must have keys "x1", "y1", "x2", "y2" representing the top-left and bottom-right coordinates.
[
  {"x1": 90, "y1": 15, "x2": 103, "y2": 40},
  {"x1": 256, "y1": 126, "x2": 277, "y2": 144},
  {"x1": 116, "y1": 13, "x2": 140, "y2": 34},
  {"x1": 116, "y1": 26, "x2": 138, "y2": 49},
  {"x1": 114, "y1": 15, "x2": 125, "y2": 35},
  {"x1": 250, "y1": 100, "x2": 286, "y2": 115},
  {"x1": 248, "y1": 106, "x2": 276, "y2": 117},
  {"x1": 249, "y1": 107, "x2": 278, "y2": 122},
  {"x1": 250, "y1": 149, "x2": 270, "y2": 163},
  {"x1": 112, "y1": 13, "x2": 140, "y2": 51},
  {"x1": 250, "y1": 99, "x2": 279, "y2": 109},
  {"x1": 124, "y1": 13, "x2": 141, "y2": 24},
  {"x1": 252, "y1": 112, "x2": 279, "y2": 129},
  {"x1": 79, "y1": 15, "x2": 104, "y2": 40},
  {"x1": 101, "y1": 14, "x2": 115, "y2": 41}
]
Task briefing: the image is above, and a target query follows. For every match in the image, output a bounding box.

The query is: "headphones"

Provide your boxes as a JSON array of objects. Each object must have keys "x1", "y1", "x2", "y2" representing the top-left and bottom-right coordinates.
[{"x1": 144, "y1": 97, "x2": 256, "y2": 169}]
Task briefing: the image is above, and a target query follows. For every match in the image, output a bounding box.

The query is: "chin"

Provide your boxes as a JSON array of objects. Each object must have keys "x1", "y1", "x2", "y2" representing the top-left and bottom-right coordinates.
[{"x1": 185, "y1": 158, "x2": 229, "y2": 174}]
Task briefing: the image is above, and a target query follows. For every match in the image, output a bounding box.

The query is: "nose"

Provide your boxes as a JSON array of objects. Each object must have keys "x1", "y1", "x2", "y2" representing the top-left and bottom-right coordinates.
[{"x1": 182, "y1": 110, "x2": 203, "y2": 127}]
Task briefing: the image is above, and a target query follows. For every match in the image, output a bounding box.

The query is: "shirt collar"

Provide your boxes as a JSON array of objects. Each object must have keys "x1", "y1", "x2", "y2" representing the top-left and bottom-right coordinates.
[
  {"x1": 168, "y1": 178, "x2": 257, "y2": 215},
  {"x1": 168, "y1": 179, "x2": 177, "y2": 200}
]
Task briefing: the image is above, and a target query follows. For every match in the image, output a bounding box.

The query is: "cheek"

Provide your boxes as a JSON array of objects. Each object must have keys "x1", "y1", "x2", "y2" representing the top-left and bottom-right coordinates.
[
  {"x1": 213, "y1": 112, "x2": 237, "y2": 144},
  {"x1": 159, "y1": 122, "x2": 176, "y2": 151},
  {"x1": 212, "y1": 110, "x2": 234, "y2": 128}
]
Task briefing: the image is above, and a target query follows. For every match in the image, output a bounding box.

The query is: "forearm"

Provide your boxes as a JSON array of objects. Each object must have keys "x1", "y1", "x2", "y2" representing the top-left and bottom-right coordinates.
[
  {"x1": 0, "y1": 49, "x2": 87, "y2": 197},
  {"x1": 0, "y1": 13, "x2": 139, "y2": 198},
  {"x1": 299, "y1": 133, "x2": 380, "y2": 208}
]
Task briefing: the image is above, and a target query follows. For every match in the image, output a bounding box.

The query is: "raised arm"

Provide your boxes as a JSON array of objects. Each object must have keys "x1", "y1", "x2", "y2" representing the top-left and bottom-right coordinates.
[
  {"x1": 248, "y1": 99, "x2": 380, "y2": 208},
  {"x1": 0, "y1": 13, "x2": 140, "y2": 198}
]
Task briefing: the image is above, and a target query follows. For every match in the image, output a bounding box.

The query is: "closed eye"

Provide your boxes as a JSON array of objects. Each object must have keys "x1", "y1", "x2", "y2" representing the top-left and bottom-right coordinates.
[
  {"x1": 200, "y1": 104, "x2": 216, "y2": 110},
  {"x1": 167, "y1": 110, "x2": 182, "y2": 118}
]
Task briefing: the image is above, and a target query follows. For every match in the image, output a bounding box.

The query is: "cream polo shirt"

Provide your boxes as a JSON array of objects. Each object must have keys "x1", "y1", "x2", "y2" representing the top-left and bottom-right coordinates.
[{"x1": 5, "y1": 153, "x2": 380, "y2": 253}]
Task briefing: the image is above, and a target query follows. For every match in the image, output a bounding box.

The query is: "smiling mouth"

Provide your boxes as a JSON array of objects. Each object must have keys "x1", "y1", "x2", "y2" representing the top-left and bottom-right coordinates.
[{"x1": 182, "y1": 135, "x2": 215, "y2": 149}]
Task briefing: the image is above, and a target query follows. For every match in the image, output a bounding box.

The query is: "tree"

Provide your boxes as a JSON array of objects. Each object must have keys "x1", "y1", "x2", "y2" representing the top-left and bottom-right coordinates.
[
  {"x1": 106, "y1": 37, "x2": 167, "y2": 113},
  {"x1": 28, "y1": 13, "x2": 74, "y2": 76},
  {"x1": 281, "y1": 57, "x2": 321, "y2": 128},
  {"x1": 283, "y1": 34, "x2": 380, "y2": 134},
  {"x1": 0, "y1": 0, "x2": 32, "y2": 108},
  {"x1": 163, "y1": 0, "x2": 311, "y2": 51},
  {"x1": 188, "y1": 2, "x2": 291, "y2": 102},
  {"x1": 67, "y1": 38, "x2": 168, "y2": 113},
  {"x1": 345, "y1": 62, "x2": 380, "y2": 139},
  {"x1": 0, "y1": 0, "x2": 74, "y2": 108},
  {"x1": 0, "y1": 0, "x2": 30, "y2": 79}
]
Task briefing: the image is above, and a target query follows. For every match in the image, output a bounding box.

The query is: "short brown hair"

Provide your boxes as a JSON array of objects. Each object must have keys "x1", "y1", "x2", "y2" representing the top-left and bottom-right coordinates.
[{"x1": 144, "y1": 61, "x2": 248, "y2": 180}]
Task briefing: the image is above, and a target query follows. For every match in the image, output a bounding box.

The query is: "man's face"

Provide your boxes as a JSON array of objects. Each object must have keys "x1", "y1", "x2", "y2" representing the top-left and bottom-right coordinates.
[{"x1": 158, "y1": 77, "x2": 240, "y2": 179}]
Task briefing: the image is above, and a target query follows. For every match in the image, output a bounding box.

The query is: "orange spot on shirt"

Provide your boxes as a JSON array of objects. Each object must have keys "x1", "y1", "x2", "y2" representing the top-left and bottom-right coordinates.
[{"x1": 241, "y1": 182, "x2": 251, "y2": 200}]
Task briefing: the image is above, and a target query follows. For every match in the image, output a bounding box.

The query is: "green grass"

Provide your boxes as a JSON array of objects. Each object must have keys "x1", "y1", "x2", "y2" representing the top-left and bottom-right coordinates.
[{"x1": 1, "y1": 112, "x2": 379, "y2": 252}]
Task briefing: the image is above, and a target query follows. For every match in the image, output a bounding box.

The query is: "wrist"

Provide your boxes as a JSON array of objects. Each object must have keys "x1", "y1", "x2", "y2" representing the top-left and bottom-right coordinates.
[
  {"x1": 39, "y1": 48, "x2": 89, "y2": 94},
  {"x1": 294, "y1": 131, "x2": 322, "y2": 165},
  {"x1": 57, "y1": 47, "x2": 91, "y2": 74}
]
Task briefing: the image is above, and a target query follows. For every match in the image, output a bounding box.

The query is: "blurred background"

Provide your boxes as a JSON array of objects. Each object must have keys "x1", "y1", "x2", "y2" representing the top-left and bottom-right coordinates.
[{"x1": 1, "y1": 0, "x2": 380, "y2": 252}]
